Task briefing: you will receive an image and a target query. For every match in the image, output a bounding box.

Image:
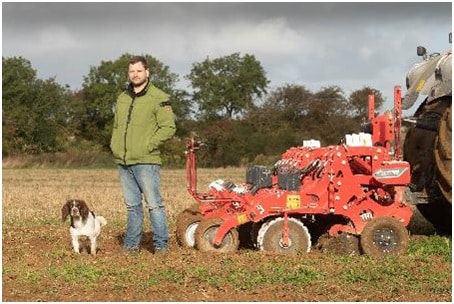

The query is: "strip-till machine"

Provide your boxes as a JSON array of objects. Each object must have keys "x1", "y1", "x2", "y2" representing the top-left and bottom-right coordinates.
[{"x1": 176, "y1": 87, "x2": 413, "y2": 256}]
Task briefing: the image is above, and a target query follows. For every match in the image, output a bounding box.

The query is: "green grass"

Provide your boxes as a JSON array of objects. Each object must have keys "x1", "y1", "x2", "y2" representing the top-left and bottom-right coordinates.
[
  {"x1": 6, "y1": 230, "x2": 452, "y2": 292},
  {"x1": 3, "y1": 238, "x2": 451, "y2": 300},
  {"x1": 3, "y1": 224, "x2": 451, "y2": 298},
  {"x1": 408, "y1": 235, "x2": 452, "y2": 261}
]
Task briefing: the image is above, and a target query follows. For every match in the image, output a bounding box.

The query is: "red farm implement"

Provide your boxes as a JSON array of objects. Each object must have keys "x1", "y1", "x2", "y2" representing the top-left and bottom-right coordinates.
[{"x1": 176, "y1": 86, "x2": 413, "y2": 257}]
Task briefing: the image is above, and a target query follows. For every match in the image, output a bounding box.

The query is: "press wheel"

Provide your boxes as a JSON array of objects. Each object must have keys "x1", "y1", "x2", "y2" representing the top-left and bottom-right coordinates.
[
  {"x1": 360, "y1": 217, "x2": 409, "y2": 257},
  {"x1": 175, "y1": 204, "x2": 201, "y2": 248},
  {"x1": 257, "y1": 217, "x2": 311, "y2": 254}
]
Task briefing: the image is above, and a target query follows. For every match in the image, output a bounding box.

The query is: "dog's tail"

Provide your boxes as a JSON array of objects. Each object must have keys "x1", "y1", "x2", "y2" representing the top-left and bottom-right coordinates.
[{"x1": 96, "y1": 216, "x2": 107, "y2": 227}]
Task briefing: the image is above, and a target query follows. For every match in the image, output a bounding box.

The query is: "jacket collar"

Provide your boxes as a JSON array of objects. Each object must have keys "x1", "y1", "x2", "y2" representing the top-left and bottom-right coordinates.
[{"x1": 126, "y1": 78, "x2": 151, "y2": 97}]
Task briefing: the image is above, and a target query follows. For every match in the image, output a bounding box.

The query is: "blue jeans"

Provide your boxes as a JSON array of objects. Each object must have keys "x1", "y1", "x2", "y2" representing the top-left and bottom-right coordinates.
[{"x1": 118, "y1": 164, "x2": 169, "y2": 251}]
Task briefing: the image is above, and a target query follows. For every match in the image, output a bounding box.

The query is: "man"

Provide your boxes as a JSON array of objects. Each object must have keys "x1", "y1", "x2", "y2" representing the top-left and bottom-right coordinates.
[{"x1": 110, "y1": 56, "x2": 176, "y2": 253}]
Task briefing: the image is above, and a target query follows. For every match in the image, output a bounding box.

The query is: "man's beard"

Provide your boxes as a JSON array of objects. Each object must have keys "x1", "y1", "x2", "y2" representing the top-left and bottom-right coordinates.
[{"x1": 132, "y1": 78, "x2": 148, "y2": 87}]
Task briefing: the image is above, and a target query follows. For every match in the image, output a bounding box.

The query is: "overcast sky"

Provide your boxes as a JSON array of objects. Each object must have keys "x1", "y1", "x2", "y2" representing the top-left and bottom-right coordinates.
[{"x1": 2, "y1": 2, "x2": 452, "y2": 110}]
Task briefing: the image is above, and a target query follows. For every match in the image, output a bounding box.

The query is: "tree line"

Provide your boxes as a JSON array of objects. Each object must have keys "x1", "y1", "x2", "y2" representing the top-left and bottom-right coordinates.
[{"x1": 2, "y1": 53, "x2": 385, "y2": 168}]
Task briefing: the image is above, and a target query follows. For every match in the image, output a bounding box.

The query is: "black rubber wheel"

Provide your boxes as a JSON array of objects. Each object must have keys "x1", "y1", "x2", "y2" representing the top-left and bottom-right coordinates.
[
  {"x1": 434, "y1": 103, "x2": 452, "y2": 204},
  {"x1": 360, "y1": 217, "x2": 409, "y2": 257},
  {"x1": 257, "y1": 217, "x2": 311, "y2": 254},
  {"x1": 175, "y1": 204, "x2": 201, "y2": 248},
  {"x1": 404, "y1": 98, "x2": 452, "y2": 235},
  {"x1": 422, "y1": 103, "x2": 452, "y2": 235},
  {"x1": 418, "y1": 102, "x2": 452, "y2": 234},
  {"x1": 195, "y1": 218, "x2": 239, "y2": 253}
]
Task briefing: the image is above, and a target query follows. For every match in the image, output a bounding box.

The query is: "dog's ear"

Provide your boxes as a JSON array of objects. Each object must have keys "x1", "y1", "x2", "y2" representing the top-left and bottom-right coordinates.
[
  {"x1": 78, "y1": 200, "x2": 90, "y2": 219},
  {"x1": 61, "y1": 201, "x2": 71, "y2": 221}
]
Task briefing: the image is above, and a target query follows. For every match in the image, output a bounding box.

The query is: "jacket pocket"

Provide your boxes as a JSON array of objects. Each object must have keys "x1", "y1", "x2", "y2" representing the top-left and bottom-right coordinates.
[{"x1": 110, "y1": 124, "x2": 125, "y2": 160}]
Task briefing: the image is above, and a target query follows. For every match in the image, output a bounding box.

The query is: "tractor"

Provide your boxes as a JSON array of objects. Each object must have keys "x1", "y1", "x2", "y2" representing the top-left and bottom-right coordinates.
[
  {"x1": 176, "y1": 86, "x2": 413, "y2": 257},
  {"x1": 402, "y1": 33, "x2": 452, "y2": 234}
]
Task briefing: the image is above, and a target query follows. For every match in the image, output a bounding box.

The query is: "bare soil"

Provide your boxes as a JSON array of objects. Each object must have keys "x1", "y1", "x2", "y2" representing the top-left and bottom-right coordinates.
[
  {"x1": 2, "y1": 168, "x2": 451, "y2": 302},
  {"x1": 2, "y1": 217, "x2": 451, "y2": 302}
]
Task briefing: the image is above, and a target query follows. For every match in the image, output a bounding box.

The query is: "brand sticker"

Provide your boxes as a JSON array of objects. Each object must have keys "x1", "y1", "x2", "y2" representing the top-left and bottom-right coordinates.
[
  {"x1": 286, "y1": 195, "x2": 301, "y2": 209},
  {"x1": 237, "y1": 214, "x2": 248, "y2": 224}
]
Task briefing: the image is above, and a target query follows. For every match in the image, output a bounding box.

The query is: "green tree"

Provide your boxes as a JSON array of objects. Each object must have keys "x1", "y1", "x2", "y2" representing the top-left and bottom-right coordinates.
[
  {"x1": 244, "y1": 84, "x2": 314, "y2": 155},
  {"x1": 187, "y1": 53, "x2": 269, "y2": 119},
  {"x1": 348, "y1": 86, "x2": 386, "y2": 120},
  {"x1": 263, "y1": 84, "x2": 313, "y2": 125},
  {"x1": 302, "y1": 86, "x2": 351, "y2": 145},
  {"x1": 190, "y1": 84, "x2": 388, "y2": 167},
  {"x1": 2, "y1": 56, "x2": 69, "y2": 155}
]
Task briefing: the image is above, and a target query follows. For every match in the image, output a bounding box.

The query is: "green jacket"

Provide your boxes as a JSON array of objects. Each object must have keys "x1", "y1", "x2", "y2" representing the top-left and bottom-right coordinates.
[{"x1": 110, "y1": 80, "x2": 176, "y2": 165}]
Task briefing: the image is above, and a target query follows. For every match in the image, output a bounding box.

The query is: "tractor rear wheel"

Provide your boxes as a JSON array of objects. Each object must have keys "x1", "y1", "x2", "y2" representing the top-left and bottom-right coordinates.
[
  {"x1": 195, "y1": 218, "x2": 239, "y2": 253},
  {"x1": 175, "y1": 204, "x2": 201, "y2": 248},
  {"x1": 257, "y1": 217, "x2": 311, "y2": 254},
  {"x1": 360, "y1": 217, "x2": 409, "y2": 257},
  {"x1": 434, "y1": 104, "x2": 452, "y2": 204},
  {"x1": 404, "y1": 98, "x2": 452, "y2": 234},
  {"x1": 417, "y1": 103, "x2": 452, "y2": 234}
]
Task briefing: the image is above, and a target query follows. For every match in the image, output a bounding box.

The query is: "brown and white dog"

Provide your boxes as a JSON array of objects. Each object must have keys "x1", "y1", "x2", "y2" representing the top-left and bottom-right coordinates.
[{"x1": 61, "y1": 199, "x2": 107, "y2": 255}]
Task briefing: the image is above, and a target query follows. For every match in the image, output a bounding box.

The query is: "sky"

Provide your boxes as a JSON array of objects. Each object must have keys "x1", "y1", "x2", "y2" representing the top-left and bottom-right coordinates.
[{"x1": 2, "y1": 2, "x2": 452, "y2": 112}]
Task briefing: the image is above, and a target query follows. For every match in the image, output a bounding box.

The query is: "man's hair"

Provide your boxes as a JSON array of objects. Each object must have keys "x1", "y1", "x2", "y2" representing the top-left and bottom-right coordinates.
[{"x1": 129, "y1": 56, "x2": 149, "y2": 70}]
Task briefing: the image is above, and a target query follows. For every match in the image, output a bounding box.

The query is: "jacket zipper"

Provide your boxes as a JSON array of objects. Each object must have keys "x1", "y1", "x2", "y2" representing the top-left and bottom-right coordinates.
[{"x1": 122, "y1": 96, "x2": 136, "y2": 164}]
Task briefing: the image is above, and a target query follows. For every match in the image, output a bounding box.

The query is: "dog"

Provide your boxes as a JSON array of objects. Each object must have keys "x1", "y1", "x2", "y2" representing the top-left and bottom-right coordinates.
[{"x1": 61, "y1": 199, "x2": 107, "y2": 255}]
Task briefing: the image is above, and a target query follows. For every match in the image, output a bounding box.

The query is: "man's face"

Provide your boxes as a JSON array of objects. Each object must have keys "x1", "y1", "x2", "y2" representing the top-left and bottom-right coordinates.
[{"x1": 128, "y1": 62, "x2": 149, "y2": 87}]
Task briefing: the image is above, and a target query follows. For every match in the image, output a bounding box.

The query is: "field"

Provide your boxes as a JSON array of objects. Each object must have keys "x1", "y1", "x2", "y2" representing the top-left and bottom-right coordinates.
[{"x1": 2, "y1": 168, "x2": 452, "y2": 302}]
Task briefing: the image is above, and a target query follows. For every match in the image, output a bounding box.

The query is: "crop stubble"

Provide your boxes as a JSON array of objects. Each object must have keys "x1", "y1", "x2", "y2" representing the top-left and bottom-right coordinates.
[{"x1": 1, "y1": 168, "x2": 451, "y2": 302}]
